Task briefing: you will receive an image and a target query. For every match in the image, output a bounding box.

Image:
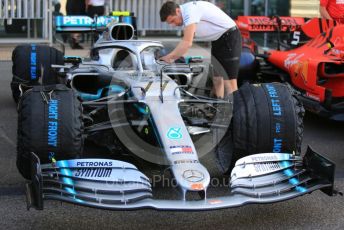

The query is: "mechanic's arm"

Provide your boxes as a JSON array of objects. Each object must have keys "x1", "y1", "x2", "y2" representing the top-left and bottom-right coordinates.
[
  {"x1": 160, "y1": 24, "x2": 196, "y2": 63},
  {"x1": 320, "y1": 6, "x2": 332, "y2": 20}
]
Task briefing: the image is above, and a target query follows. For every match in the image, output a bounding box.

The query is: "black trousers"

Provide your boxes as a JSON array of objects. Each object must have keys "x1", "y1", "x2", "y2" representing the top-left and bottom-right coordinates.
[
  {"x1": 66, "y1": 0, "x2": 86, "y2": 15},
  {"x1": 87, "y1": 5, "x2": 105, "y2": 17},
  {"x1": 211, "y1": 28, "x2": 242, "y2": 80}
]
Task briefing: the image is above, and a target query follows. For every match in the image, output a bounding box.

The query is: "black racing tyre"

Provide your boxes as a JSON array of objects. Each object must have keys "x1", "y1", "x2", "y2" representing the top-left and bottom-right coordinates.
[
  {"x1": 11, "y1": 44, "x2": 64, "y2": 103},
  {"x1": 232, "y1": 83, "x2": 304, "y2": 160},
  {"x1": 17, "y1": 84, "x2": 83, "y2": 179},
  {"x1": 214, "y1": 123, "x2": 234, "y2": 174}
]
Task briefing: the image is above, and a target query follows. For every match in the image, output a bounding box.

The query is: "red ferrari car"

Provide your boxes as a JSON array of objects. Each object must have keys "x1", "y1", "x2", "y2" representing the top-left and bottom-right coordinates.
[{"x1": 236, "y1": 16, "x2": 344, "y2": 121}]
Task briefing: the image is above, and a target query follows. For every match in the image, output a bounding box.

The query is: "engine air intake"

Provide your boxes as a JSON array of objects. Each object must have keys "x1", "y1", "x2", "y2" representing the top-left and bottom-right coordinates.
[{"x1": 110, "y1": 23, "x2": 134, "y2": 40}]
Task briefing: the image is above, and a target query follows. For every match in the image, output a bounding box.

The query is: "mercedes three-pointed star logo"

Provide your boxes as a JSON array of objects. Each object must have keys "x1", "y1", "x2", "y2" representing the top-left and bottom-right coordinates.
[{"x1": 182, "y1": 170, "x2": 204, "y2": 182}]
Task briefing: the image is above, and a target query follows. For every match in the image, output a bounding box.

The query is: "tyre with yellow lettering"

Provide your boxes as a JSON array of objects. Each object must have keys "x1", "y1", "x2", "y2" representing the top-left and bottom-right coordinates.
[{"x1": 17, "y1": 84, "x2": 83, "y2": 179}]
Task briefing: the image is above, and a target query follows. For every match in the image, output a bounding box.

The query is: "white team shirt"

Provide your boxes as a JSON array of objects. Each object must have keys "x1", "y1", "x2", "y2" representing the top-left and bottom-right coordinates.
[
  {"x1": 180, "y1": 1, "x2": 236, "y2": 41},
  {"x1": 88, "y1": 0, "x2": 106, "y2": 6}
]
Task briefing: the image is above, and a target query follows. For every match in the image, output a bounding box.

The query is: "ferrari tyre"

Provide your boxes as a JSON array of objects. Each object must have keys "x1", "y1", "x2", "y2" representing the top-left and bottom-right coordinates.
[
  {"x1": 17, "y1": 84, "x2": 83, "y2": 179},
  {"x1": 11, "y1": 44, "x2": 64, "y2": 103},
  {"x1": 238, "y1": 47, "x2": 259, "y2": 86},
  {"x1": 232, "y1": 83, "x2": 304, "y2": 159}
]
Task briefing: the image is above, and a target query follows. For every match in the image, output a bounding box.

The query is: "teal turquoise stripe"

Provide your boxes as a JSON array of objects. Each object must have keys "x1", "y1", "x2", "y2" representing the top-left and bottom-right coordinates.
[
  {"x1": 281, "y1": 163, "x2": 307, "y2": 193},
  {"x1": 57, "y1": 160, "x2": 84, "y2": 203}
]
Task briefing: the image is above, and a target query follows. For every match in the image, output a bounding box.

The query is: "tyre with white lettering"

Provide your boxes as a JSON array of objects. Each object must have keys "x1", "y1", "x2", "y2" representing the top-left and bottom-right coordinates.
[
  {"x1": 232, "y1": 83, "x2": 304, "y2": 160},
  {"x1": 17, "y1": 84, "x2": 83, "y2": 179},
  {"x1": 11, "y1": 44, "x2": 64, "y2": 103}
]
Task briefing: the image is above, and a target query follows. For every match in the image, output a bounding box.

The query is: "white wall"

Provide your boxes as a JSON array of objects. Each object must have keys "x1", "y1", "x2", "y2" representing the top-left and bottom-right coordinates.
[{"x1": 290, "y1": 0, "x2": 320, "y2": 17}]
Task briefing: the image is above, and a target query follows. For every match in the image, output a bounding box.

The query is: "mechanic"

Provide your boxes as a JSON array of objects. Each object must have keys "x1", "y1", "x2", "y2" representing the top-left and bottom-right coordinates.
[
  {"x1": 86, "y1": 0, "x2": 106, "y2": 17},
  {"x1": 66, "y1": 0, "x2": 87, "y2": 49},
  {"x1": 159, "y1": 1, "x2": 242, "y2": 98},
  {"x1": 86, "y1": 0, "x2": 107, "y2": 42},
  {"x1": 320, "y1": 0, "x2": 344, "y2": 24}
]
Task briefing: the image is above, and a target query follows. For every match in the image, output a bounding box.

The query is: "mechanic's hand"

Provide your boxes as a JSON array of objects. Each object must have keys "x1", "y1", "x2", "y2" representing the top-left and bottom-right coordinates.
[{"x1": 159, "y1": 55, "x2": 174, "y2": 64}]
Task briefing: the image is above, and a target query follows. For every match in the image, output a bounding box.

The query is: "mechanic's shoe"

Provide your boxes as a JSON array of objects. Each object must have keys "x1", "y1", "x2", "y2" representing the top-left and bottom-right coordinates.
[{"x1": 211, "y1": 94, "x2": 224, "y2": 100}]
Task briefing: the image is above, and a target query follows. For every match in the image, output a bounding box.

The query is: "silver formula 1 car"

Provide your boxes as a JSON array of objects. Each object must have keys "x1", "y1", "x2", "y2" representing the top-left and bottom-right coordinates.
[{"x1": 11, "y1": 13, "x2": 336, "y2": 211}]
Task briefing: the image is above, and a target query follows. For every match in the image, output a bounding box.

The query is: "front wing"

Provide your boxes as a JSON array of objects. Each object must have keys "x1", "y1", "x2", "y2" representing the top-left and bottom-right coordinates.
[{"x1": 26, "y1": 146, "x2": 335, "y2": 211}]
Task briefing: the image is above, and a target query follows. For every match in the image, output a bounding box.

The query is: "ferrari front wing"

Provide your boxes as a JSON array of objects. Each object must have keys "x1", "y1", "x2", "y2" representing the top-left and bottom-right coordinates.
[{"x1": 26, "y1": 146, "x2": 335, "y2": 211}]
